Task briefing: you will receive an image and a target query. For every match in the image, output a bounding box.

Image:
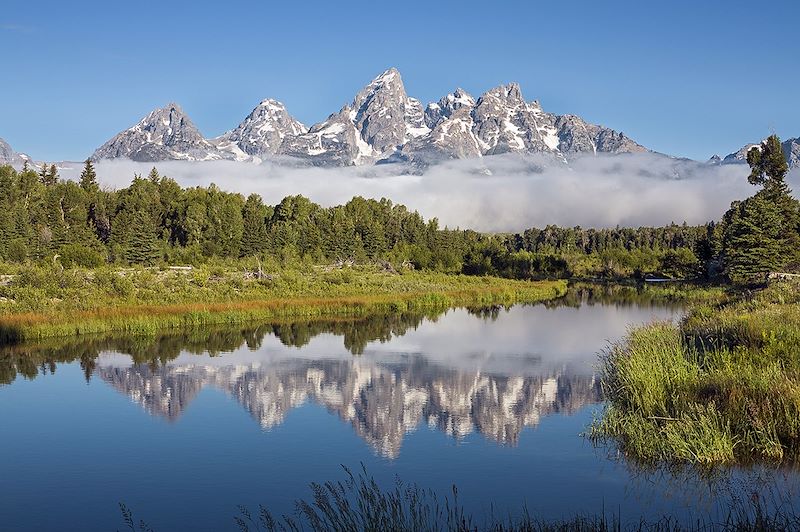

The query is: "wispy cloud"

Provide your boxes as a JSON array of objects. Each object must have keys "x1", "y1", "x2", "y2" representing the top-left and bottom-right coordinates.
[
  {"x1": 57, "y1": 153, "x2": 795, "y2": 232},
  {"x1": 0, "y1": 23, "x2": 34, "y2": 34}
]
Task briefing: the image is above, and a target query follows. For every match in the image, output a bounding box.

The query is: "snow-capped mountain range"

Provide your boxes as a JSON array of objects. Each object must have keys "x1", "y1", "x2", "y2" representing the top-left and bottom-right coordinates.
[
  {"x1": 2, "y1": 68, "x2": 797, "y2": 169},
  {"x1": 90, "y1": 68, "x2": 649, "y2": 166}
]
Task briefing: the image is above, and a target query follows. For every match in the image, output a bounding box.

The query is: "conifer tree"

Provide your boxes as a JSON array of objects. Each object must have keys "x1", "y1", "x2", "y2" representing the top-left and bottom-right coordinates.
[
  {"x1": 722, "y1": 135, "x2": 800, "y2": 282},
  {"x1": 747, "y1": 135, "x2": 788, "y2": 188},
  {"x1": 79, "y1": 159, "x2": 99, "y2": 193},
  {"x1": 125, "y1": 210, "x2": 161, "y2": 264},
  {"x1": 45, "y1": 164, "x2": 58, "y2": 186},
  {"x1": 723, "y1": 192, "x2": 783, "y2": 283},
  {"x1": 38, "y1": 163, "x2": 49, "y2": 184},
  {"x1": 240, "y1": 194, "x2": 269, "y2": 257}
]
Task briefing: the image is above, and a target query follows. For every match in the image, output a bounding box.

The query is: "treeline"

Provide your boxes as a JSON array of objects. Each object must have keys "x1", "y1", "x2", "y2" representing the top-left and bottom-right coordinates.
[
  {"x1": 453, "y1": 135, "x2": 799, "y2": 284},
  {"x1": 0, "y1": 160, "x2": 706, "y2": 279},
  {"x1": 1, "y1": 135, "x2": 797, "y2": 285},
  {"x1": 494, "y1": 223, "x2": 713, "y2": 279},
  {"x1": 0, "y1": 163, "x2": 479, "y2": 271}
]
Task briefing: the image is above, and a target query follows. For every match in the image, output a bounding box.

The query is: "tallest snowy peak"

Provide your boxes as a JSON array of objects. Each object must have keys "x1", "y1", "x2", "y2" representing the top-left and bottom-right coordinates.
[
  {"x1": 372, "y1": 67, "x2": 401, "y2": 85},
  {"x1": 147, "y1": 102, "x2": 184, "y2": 117},
  {"x1": 354, "y1": 67, "x2": 407, "y2": 104},
  {"x1": 257, "y1": 98, "x2": 287, "y2": 109}
]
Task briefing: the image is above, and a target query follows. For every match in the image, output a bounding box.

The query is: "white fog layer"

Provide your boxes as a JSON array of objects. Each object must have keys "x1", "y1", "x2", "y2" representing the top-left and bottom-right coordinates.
[{"x1": 58, "y1": 153, "x2": 800, "y2": 232}]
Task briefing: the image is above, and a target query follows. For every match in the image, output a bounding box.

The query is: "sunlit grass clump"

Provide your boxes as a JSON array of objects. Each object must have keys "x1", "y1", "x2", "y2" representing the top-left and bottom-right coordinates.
[{"x1": 593, "y1": 280, "x2": 800, "y2": 465}]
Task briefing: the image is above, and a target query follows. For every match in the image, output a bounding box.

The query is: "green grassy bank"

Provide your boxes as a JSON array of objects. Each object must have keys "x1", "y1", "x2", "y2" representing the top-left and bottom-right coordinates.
[
  {"x1": 0, "y1": 263, "x2": 566, "y2": 342},
  {"x1": 593, "y1": 280, "x2": 800, "y2": 465}
]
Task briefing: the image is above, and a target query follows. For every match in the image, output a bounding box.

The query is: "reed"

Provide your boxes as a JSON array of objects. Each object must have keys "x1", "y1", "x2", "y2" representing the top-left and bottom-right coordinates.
[
  {"x1": 118, "y1": 465, "x2": 800, "y2": 531},
  {"x1": 593, "y1": 280, "x2": 800, "y2": 465}
]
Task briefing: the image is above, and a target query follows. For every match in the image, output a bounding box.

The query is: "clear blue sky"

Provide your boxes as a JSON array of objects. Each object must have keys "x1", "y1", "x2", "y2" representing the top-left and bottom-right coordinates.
[{"x1": 1, "y1": 0, "x2": 797, "y2": 161}]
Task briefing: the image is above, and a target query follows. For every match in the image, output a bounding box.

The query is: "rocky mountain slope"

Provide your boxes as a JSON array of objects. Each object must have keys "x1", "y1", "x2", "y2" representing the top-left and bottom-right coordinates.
[
  {"x1": 91, "y1": 68, "x2": 648, "y2": 166},
  {"x1": 92, "y1": 103, "x2": 227, "y2": 162},
  {"x1": 279, "y1": 68, "x2": 432, "y2": 165},
  {"x1": 0, "y1": 137, "x2": 29, "y2": 165},
  {"x1": 214, "y1": 99, "x2": 307, "y2": 161}
]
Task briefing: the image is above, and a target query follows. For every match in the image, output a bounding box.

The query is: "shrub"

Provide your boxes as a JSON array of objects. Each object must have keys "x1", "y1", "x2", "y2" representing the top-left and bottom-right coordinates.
[
  {"x1": 58, "y1": 243, "x2": 105, "y2": 268},
  {"x1": 660, "y1": 248, "x2": 700, "y2": 279},
  {"x1": 110, "y1": 274, "x2": 135, "y2": 297},
  {"x1": 7, "y1": 238, "x2": 28, "y2": 262}
]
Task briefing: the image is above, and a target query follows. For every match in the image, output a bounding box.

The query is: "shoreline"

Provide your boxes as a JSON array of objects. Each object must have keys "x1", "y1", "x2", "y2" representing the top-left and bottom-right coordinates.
[
  {"x1": 0, "y1": 276, "x2": 567, "y2": 343},
  {"x1": 593, "y1": 279, "x2": 800, "y2": 465}
]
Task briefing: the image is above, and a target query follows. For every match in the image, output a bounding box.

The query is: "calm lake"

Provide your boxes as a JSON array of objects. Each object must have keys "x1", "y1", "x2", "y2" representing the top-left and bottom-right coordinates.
[{"x1": 1, "y1": 288, "x2": 798, "y2": 530}]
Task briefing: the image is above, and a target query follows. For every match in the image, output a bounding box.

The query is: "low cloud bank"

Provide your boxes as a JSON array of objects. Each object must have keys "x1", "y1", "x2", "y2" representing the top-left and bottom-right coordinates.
[{"x1": 60, "y1": 153, "x2": 797, "y2": 232}]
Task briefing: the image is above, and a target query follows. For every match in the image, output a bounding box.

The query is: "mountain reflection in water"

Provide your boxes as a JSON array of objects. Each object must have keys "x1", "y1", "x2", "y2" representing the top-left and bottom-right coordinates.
[
  {"x1": 0, "y1": 285, "x2": 684, "y2": 458},
  {"x1": 5, "y1": 288, "x2": 729, "y2": 532},
  {"x1": 96, "y1": 356, "x2": 600, "y2": 458}
]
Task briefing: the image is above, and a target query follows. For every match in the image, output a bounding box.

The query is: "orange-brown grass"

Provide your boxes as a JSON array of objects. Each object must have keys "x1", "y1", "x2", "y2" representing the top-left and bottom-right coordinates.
[{"x1": 0, "y1": 280, "x2": 566, "y2": 342}]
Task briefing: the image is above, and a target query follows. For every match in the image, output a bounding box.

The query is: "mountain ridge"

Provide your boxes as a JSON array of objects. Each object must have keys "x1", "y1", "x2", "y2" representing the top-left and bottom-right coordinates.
[
  {"x1": 90, "y1": 68, "x2": 649, "y2": 167},
  {"x1": 720, "y1": 137, "x2": 800, "y2": 169}
]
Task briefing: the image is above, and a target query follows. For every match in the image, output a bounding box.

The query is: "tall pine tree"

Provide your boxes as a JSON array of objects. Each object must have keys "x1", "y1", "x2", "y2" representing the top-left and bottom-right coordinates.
[
  {"x1": 722, "y1": 135, "x2": 800, "y2": 282},
  {"x1": 240, "y1": 194, "x2": 269, "y2": 257},
  {"x1": 79, "y1": 159, "x2": 99, "y2": 193},
  {"x1": 125, "y1": 210, "x2": 161, "y2": 265}
]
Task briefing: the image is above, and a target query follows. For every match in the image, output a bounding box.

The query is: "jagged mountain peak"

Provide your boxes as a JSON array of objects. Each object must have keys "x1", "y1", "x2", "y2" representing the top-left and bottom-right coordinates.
[
  {"x1": 92, "y1": 102, "x2": 225, "y2": 162},
  {"x1": 443, "y1": 88, "x2": 476, "y2": 109},
  {"x1": 259, "y1": 97, "x2": 285, "y2": 107},
  {"x1": 352, "y1": 67, "x2": 406, "y2": 109},
  {"x1": 0, "y1": 137, "x2": 31, "y2": 165},
  {"x1": 141, "y1": 102, "x2": 186, "y2": 124},
  {"x1": 216, "y1": 98, "x2": 307, "y2": 160},
  {"x1": 424, "y1": 89, "x2": 476, "y2": 129},
  {"x1": 482, "y1": 82, "x2": 524, "y2": 103},
  {"x1": 370, "y1": 67, "x2": 401, "y2": 86},
  {"x1": 280, "y1": 67, "x2": 429, "y2": 165}
]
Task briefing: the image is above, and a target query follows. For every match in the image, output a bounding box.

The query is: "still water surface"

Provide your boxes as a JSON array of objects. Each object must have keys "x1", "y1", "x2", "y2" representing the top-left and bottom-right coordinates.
[{"x1": 0, "y1": 293, "x2": 797, "y2": 530}]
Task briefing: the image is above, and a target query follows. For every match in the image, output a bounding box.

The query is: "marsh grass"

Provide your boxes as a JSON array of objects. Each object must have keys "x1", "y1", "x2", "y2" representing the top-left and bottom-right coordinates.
[
  {"x1": 0, "y1": 265, "x2": 566, "y2": 342},
  {"x1": 118, "y1": 465, "x2": 800, "y2": 531},
  {"x1": 593, "y1": 280, "x2": 800, "y2": 465}
]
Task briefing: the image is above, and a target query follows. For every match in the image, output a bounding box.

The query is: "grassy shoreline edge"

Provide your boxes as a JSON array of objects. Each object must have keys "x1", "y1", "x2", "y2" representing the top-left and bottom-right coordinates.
[
  {"x1": 592, "y1": 279, "x2": 800, "y2": 466},
  {"x1": 0, "y1": 276, "x2": 567, "y2": 343}
]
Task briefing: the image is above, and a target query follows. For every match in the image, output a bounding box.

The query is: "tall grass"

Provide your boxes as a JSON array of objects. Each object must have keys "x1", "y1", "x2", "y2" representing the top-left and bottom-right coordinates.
[
  {"x1": 0, "y1": 265, "x2": 566, "y2": 342},
  {"x1": 118, "y1": 465, "x2": 800, "y2": 531},
  {"x1": 593, "y1": 280, "x2": 800, "y2": 465}
]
